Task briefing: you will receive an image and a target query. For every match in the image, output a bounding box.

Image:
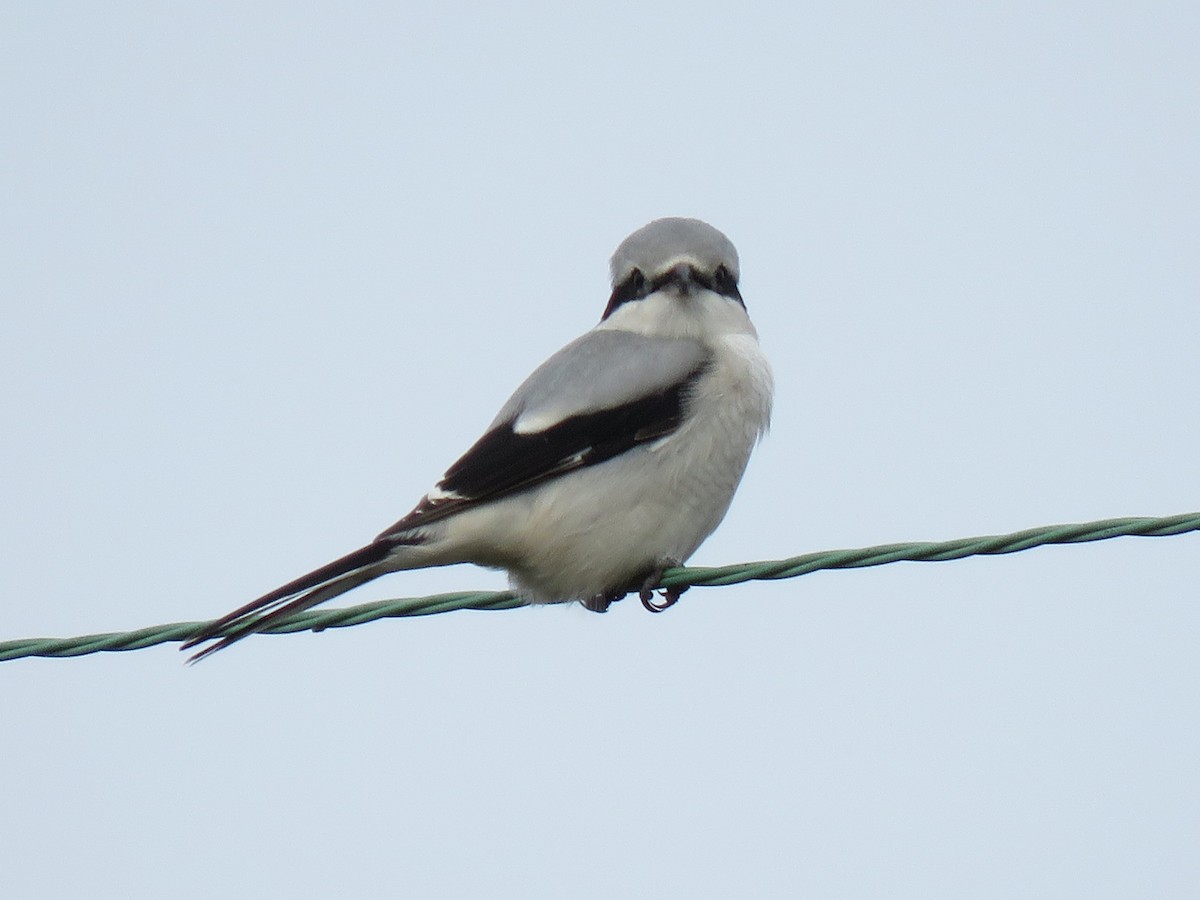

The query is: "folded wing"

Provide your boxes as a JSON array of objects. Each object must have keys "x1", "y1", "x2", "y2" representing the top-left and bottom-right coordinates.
[{"x1": 379, "y1": 330, "x2": 711, "y2": 537}]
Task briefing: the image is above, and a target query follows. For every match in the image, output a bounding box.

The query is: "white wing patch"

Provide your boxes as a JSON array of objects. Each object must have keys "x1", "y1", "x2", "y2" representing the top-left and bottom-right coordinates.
[{"x1": 512, "y1": 408, "x2": 570, "y2": 435}]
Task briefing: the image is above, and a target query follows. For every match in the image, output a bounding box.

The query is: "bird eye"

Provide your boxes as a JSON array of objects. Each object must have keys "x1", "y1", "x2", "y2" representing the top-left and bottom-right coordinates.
[
  {"x1": 714, "y1": 265, "x2": 734, "y2": 291},
  {"x1": 617, "y1": 268, "x2": 647, "y2": 300},
  {"x1": 601, "y1": 268, "x2": 649, "y2": 320}
]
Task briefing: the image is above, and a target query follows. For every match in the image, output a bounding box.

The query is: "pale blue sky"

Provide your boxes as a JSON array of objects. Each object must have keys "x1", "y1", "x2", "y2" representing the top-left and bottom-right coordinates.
[{"x1": 3, "y1": 4, "x2": 1198, "y2": 897}]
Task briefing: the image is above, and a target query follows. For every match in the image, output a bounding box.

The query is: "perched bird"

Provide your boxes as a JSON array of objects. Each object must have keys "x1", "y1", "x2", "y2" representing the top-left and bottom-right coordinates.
[{"x1": 183, "y1": 218, "x2": 774, "y2": 661}]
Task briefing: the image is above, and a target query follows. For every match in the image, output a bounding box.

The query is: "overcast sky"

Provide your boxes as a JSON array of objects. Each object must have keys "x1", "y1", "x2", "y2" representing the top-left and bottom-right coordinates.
[{"x1": 3, "y1": 4, "x2": 1198, "y2": 898}]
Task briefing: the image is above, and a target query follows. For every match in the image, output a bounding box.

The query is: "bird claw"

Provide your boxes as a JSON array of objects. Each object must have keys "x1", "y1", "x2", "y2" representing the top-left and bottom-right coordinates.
[
  {"x1": 640, "y1": 584, "x2": 686, "y2": 612},
  {"x1": 638, "y1": 562, "x2": 687, "y2": 613}
]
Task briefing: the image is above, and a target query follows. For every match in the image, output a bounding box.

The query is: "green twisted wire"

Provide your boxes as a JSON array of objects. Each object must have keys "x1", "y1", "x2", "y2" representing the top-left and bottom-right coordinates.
[{"x1": 3, "y1": 512, "x2": 1196, "y2": 662}]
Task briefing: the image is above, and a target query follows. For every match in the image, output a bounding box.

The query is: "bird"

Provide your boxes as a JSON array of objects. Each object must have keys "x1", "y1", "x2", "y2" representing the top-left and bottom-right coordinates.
[{"x1": 182, "y1": 217, "x2": 774, "y2": 661}]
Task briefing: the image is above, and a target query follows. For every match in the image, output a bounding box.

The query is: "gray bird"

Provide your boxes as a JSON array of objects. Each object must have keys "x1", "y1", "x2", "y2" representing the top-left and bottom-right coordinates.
[{"x1": 183, "y1": 218, "x2": 774, "y2": 660}]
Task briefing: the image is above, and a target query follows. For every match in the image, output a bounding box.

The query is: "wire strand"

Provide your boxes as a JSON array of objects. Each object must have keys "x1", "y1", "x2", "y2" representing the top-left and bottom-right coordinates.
[{"x1": 3, "y1": 511, "x2": 1197, "y2": 662}]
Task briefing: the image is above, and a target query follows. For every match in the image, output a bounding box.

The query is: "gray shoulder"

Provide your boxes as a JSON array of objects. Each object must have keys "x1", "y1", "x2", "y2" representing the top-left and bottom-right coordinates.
[{"x1": 493, "y1": 329, "x2": 710, "y2": 434}]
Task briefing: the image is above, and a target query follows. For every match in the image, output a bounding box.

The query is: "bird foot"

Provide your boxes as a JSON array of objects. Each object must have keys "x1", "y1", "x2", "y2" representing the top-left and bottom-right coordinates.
[
  {"x1": 581, "y1": 589, "x2": 626, "y2": 613},
  {"x1": 638, "y1": 561, "x2": 687, "y2": 613}
]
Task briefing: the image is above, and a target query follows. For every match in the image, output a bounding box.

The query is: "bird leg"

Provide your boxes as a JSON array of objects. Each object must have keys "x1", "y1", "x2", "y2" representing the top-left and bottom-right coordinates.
[
  {"x1": 581, "y1": 589, "x2": 626, "y2": 613},
  {"x1": 639, "y1": 560, "x2": 687, "y2": 613}
]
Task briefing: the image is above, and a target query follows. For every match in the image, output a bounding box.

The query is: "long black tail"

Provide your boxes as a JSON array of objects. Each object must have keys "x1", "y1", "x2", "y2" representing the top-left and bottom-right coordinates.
[{"x1": 181, "y1": 540, "x2": 398, "y2": 662}]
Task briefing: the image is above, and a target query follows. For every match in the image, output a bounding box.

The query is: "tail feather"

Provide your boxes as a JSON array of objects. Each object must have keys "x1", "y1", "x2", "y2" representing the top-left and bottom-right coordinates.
[{"x1": 182, "y1": 540, "x2": 398, "y2": 662}]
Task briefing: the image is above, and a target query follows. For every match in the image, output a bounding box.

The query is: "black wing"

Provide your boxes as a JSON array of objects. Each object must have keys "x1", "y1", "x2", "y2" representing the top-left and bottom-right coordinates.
[{"x1": 379, "y1": 358, "x2": 710, "y2": 538}]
